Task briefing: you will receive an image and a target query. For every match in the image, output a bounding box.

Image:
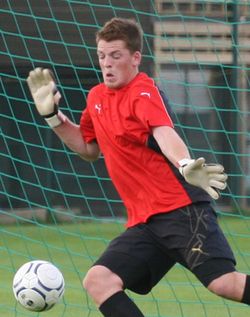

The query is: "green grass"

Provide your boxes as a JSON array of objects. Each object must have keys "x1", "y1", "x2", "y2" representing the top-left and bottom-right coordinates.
[{"x1": 0, "y1": 215, "x2": 250, "y2": 317}]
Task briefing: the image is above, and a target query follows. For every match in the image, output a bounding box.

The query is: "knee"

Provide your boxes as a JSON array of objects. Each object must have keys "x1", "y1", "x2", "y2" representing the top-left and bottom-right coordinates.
[
  {"x1": 83, "y1": 266, "x2": 97, "y2": 295},
  {"x1": 83, "y1": 265, "x2": 107, "y2": 294},
  {"x1": 83, "y1": 265, "x2": 123, "y2": 305},
  {"x1": 207, "y1": 272, "x2": 246, "y2": 301},
  {"x1": 208, "y1": 276, "x2": 228, "y2": 297}
]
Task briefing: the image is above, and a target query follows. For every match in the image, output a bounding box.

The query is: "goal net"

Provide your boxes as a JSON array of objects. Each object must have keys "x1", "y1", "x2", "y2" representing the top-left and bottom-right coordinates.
[{"x1": 1, "y1": 1, "x2": 250, "y2": 316}]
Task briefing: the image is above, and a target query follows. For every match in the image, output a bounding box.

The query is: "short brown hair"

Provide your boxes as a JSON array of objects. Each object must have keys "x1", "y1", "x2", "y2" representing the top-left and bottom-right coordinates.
[{"x1": 96, "y1": 17, "x2": 143, "y2": 53}]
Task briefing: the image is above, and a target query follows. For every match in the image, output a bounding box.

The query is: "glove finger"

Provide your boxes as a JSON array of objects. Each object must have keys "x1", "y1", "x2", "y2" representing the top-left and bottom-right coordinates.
[
  {"x1": 43, "y1": 68, "x2": 55, "y2": 85},
  {"x1": 37, "y1": 67, "x2": 49, "y2": 86},
  {"x1": 205, "y1": 186, "x2": 220, "y2": 200},
  {"x1": 29, "y1": 67, "x2": 44, "y2": 90},
  {"x1": 205, "y1": 164, "x2": 224, "y2": 173},
  {"x1": 209, "y1": 179, "x2": 227, "y2": 190},
  {"x1": 186, "y1": 157, "x2": 205, "y2": 171},
  {"x1": 34, "y1": 67, "x2": 52, "y2": 87},
  {"x1": 209, "y1": 172, "x2": 228, "y2": 182},
  {"x1": 34, "y1": 67, "x2": 44, "y2": 83},
  {"x1": 27, "y1": 69, "x2": 39, "y2": 92},
  {"x1": 43, "y1": 69, "x2": 61, "y2": 105},
  {"x1": 26, "y1": 75, "x2": 35, "y2": 94}
]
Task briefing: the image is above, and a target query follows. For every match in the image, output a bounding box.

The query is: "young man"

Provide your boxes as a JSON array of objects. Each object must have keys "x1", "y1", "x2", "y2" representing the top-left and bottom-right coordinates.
[{"x1": 27, "y1": 17, "x2": 249, "y2": 317}]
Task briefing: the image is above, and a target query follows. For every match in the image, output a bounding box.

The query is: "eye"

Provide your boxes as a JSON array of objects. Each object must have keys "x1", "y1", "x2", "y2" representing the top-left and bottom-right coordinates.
[
  {"x1": 97, "y1": 53, "x2": 105, "y2": 59},
  {"x1": 112, "y1": 53, "x2": 122, "y2": 59}
]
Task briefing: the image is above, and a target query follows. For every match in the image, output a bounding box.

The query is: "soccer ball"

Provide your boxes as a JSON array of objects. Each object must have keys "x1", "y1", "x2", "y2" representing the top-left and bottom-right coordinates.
[{"x1": 13, "y1": 260, "x2": 65, "y2": 312}]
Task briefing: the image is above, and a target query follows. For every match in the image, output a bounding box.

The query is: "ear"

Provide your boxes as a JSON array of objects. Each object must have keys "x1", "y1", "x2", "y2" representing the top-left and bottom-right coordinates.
[{"x1": 132, "y1": 51, "x2": 142, "y2": 67}]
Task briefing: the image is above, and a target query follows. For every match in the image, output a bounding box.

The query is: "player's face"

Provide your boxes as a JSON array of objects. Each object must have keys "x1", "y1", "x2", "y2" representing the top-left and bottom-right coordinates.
[{"x1": 97, "y1": 39, "x2": 141, "y2": 89}]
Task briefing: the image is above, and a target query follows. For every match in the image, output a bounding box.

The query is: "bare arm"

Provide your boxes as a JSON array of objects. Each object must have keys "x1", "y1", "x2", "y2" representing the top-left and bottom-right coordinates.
[
  {"x1": 152, "y1": 125, "x2": 227, "y2": 199},
  {"x1": 53, "y1": 114, "x2": 100, "y2": 162},
  {"x1": 152, "y1": 125, "x2": 190, "y2": 168}
]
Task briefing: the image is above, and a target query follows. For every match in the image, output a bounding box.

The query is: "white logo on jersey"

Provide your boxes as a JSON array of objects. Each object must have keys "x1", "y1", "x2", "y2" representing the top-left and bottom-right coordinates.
[
  {"x1": 140, "y1": 92, "x2": 151, "y2": 98},
  {"x1": 95, "y1": 104, "x2": 102, "y2": 114}
]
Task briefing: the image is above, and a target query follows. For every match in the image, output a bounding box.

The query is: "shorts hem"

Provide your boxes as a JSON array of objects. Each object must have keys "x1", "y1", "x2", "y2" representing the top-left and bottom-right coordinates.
[{"x1": 192, "y1": 258, "x2": 236, "y2": 287}]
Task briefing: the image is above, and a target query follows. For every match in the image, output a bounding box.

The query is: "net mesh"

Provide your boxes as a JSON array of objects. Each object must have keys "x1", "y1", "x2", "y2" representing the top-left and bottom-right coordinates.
[{"x1": 1, "y1": 1, "x2": 250, "y2": 316}]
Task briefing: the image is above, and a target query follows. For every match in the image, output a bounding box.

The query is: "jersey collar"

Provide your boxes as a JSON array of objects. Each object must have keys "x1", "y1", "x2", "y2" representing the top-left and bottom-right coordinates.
[{"x1": 104, "y1": 72, "x2": 146, "y2": 94}]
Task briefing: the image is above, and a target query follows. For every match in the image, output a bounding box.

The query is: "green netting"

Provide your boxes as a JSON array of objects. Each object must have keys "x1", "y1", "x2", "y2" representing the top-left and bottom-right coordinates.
[{"x1": 1, "y1": 0, "x2": 250, "y2": 316}]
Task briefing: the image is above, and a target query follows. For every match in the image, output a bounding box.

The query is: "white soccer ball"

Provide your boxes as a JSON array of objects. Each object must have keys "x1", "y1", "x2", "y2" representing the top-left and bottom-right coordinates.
[{"x1": 13, "y1": 260, "x2": 65, "y2": 312}]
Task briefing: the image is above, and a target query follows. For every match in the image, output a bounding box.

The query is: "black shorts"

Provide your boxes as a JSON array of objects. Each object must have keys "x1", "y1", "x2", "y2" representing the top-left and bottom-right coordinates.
[{"x1": 94, "y1": 202, "x2": 236, "y2": 294}]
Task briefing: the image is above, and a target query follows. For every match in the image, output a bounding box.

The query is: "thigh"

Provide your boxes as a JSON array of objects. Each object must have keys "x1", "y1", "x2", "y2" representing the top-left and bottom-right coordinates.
[
  {"x1": 93, "y1": 225, "x2": 176, "y2": 294},
  {"x1": 146, "y1": 203, "x2": 236, "y2": 286}
]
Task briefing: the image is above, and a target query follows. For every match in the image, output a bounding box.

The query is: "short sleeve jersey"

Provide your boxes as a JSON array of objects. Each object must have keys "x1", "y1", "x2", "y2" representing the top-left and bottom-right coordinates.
[{"x1": 80, "y1": 72, "x2": 210, "y2": 227}]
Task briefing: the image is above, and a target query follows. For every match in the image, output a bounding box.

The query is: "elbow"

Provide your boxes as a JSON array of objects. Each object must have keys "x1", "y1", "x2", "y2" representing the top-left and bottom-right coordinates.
[
  {"x1": 77, "y1": 141, "x2": 100, "y2": 162},
  {"x1": 85, "y1": 154, "x2": 100, "y2": 162},
  {"x1": 78, "y1": 151, "x2": 101, "y2": 162}
]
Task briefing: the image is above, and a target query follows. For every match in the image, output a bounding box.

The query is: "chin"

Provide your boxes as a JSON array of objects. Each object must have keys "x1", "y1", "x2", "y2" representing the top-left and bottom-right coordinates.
[{"x1": 105, "y1": 81, "x2": 121, "y2": 89}]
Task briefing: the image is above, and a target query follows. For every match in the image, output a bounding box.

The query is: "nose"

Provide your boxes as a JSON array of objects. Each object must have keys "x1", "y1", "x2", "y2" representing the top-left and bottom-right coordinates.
[{"x1": 102, "y1": 56, "x2": 112, "y2": 68}]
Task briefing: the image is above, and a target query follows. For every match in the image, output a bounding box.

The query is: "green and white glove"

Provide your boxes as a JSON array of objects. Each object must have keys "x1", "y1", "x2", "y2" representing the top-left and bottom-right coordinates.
[
  {"x1": 27, "y1": 67, "x2": 65, "y2": 128},
  {"x1": 179, "y1": 157, "x2": 227, "y2": 200}
]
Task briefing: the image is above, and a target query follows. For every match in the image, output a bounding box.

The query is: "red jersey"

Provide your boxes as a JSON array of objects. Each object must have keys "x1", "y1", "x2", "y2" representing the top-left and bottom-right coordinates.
[{"x1": 80, "y1": 72, "x2": 210, "y2": 227}]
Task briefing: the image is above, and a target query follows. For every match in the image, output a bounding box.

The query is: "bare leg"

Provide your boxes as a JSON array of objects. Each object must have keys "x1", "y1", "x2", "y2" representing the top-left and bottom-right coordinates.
[{"x1": 83, "y1": 265, "x2": 145, "y2": 317}]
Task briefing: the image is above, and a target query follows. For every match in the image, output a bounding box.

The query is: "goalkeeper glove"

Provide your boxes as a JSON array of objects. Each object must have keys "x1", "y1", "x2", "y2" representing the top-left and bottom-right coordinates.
[
  {"x1": 178, "y1": 157, "x2": 227, "y2": 200},
  {"x1": 27, "y1": 67, "x2": 65, "y2": 128}
]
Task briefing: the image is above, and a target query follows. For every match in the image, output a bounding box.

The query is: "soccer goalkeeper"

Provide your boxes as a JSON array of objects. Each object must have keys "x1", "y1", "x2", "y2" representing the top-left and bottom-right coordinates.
[{"x1": 27, "y1": 17, "x2": 249, "y2": 317}]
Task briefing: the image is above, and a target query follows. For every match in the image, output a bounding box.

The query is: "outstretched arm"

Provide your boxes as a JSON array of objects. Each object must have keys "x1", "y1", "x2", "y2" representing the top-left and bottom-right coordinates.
[
  {"x1": 152, "y1": 125, "x2": 227, "y2": 199},
  {"x1": 27, "y1": 67, "x2": 100, "y2": 162},
  {"x1": 52, "y1": 118, "x2": 100, "y2": 162},
  {"x1": 152, "y1": 125, "x2": 190, "y2": 167}
]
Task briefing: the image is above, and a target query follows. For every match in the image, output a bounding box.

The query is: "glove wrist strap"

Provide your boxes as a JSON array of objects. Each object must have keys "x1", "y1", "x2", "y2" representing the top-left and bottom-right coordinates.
[
  {"x1": 45, "y1": 110, "x2": 66, "y2": 128},
  {"x1": 178, "y1": 158, "x2": 194, "y2": 167}
]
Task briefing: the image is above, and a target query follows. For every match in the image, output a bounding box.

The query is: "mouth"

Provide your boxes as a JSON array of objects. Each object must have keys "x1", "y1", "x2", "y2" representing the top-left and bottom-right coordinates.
[
  {"x1": 105, "y1": 73, "x2": 116, "y2": 83},
  {"x1": 106, "y1": 72, "x2": 114, "y2": 78}
]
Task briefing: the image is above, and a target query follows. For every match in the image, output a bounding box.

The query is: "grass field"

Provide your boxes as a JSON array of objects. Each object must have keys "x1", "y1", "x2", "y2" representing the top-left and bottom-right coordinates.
[{"x1": 0, "y1": 214, "x2": 250, "y2": 317}]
